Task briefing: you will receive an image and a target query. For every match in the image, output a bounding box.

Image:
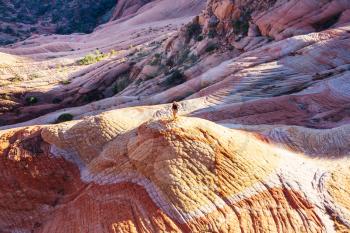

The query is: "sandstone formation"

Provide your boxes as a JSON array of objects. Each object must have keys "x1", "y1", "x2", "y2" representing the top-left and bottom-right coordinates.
[
  {"x1": 1, "y1": 0, "x2": 350, "y2": 232},
  {"x1": 110, "y1": 0, "x2": 153, "y2": 21},
  {"x1": 1, "y1": 115, "x2": 350, "y2": 232}
]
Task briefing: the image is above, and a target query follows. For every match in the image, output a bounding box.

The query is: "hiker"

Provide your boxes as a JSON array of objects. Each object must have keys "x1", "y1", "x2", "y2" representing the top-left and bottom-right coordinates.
[{"x1": 172, "y1": 101, "x2": 179, "y2": 120}]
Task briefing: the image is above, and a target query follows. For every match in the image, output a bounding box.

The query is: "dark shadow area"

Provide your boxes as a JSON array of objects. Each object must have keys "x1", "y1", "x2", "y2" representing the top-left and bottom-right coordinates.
[
  {"x1": 312, "y1": 12, "x2": 342, "y2": 32},
  {"x1": 0, "y1": 0, "x2": 116, "y2": 45}
]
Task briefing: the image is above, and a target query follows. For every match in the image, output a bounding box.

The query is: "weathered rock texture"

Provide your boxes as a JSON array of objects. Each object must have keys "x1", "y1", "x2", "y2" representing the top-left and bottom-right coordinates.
[
  {"x1": 1, "y1": 115, "x2": 350, "y2": 232},
  {"x1": 110, "y1": 0, "x2": 153, "y2": 21},
  {"x1": 1, "y1": 0, "x2": 350, "y2": 232}
]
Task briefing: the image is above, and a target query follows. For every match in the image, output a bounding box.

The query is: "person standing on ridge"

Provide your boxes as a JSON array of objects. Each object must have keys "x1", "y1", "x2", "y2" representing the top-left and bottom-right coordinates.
[{"x1": 172, "y1": 101, "x2": 179, "y2": 120}]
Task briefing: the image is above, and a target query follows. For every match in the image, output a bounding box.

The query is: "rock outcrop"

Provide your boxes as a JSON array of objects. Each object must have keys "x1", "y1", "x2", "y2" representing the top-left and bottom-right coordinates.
[{"x1": 1, "y1": 115, "x2": 350, "y2": 232}]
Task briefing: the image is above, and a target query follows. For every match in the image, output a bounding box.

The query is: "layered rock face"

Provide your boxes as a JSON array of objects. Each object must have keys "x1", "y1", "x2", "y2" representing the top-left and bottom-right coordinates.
[
  {"x1": 1, "y1": 115, "x2": 350, "y2": 232},
  {"x1": 1, "y1": 0, "x2": 350, "y2": 232},
  {"x1": 110, "y1": 0, "x2": 153, "y2": 21}
]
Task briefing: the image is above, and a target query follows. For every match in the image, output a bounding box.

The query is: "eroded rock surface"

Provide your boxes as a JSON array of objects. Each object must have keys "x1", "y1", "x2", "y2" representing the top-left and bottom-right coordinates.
[
  {"x1": 0, "y1": 116, "x2": 349, "y2": 232},
  {"x1": 1, "y1": 0, "x2": 350, "y2": 232}
]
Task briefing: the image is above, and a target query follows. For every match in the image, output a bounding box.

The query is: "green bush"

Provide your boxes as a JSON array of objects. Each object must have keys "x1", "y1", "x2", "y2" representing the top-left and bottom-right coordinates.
[
  {"x1": 55, "y1": 113, "x2": 74, "y2": 123},
  {"x1": 208, "y1": 29, "x2": 217, "y2": 38},
  {"x1": 78, "y1": 53, "x2": 97, "y2": 65},
  {"x1": 205, "y1": 43, "x2": 218, "y2": 53},
  {"x1": 165, "y1": 70, "x2": 186, "y2": 86},
  {"x1": 60, "y1": 79, "x2": 71, "y2": 85},
  {"x1": 25, "y1": 96, "x2": 38, "y2": 105},
  {"x1": 150, "y1": 53, "x2": 161, "y2": 66},
  {"x1": 231, "y1": 11, "x2": 251, "y2": 36},
  {"x1": 177, "y1": 49, "x2": 190, "y2": 65},
  {"x1": 189, "y1": 54, "x2": 198, "y2": 63},
  {"x1": 112, "y1": 75, "x2": 130, "y2": 94},
  {"x1": 186, "y1": 22, "x2": 201, "y2": 39},
  {"x1": 52, "y1": 98, "x2": 62, "y2": 104},
  {"x1": 4, "y1": 26, "x2": 15, "y2": 35},
  {"x1": 78, "y1": 49, "x2": 109, "y2": 65},
  {"x1": 110, "y1": 49, "x2": 117, "y2": 56},
  {"x1": 232, "y1": 19, "x2": 249, "y2": 35},
  {"x1": 83, "y1": 91, "x2": 103, "y2": 102},
  {"x1": 196, "y1": 35, "x2": 204, "y2": 41}
]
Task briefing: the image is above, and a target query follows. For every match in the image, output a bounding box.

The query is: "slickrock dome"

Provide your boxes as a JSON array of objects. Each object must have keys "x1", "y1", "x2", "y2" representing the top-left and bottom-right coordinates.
[{"x1": 0, "y1": 114, "x2": 348, "y2": 232}]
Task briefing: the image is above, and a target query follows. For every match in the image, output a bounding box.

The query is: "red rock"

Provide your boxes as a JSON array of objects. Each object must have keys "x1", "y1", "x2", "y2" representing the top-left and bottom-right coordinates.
[{"x1": 1, "y1": 0, "x2": 350, "y2": 232}]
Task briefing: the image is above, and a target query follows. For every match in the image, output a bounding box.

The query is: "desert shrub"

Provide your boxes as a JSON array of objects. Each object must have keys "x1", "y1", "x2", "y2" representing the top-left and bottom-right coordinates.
[
  {"x1": 36, "y1": 5, "x2": 50, "y2": 16},
  {"x1": 205, "y1": 43, "x2": 218, "y2": 53},
  {"x1": 55, "y1": 26, "x2": 67, "y2": 34},
  {"x1": 208, "y1": 29, "x2": 217, "y2": 38},
  {"x1": 232, "y1": 19, "x2": 249, "y2": 35},
  {"x1": 78, "y1": 49, "x2": 109, "y2": 65},
  {"x1": 25, "y1": 96, "x2": 38, "y2": 105},
  {"x1": 312, "y1": 13, "x2": 341, "y2": 32},
  {"x1": 55, "y1": 113, "x2": 74, "y2": 123},
  {"x1": 196, "y1": 35, "x2": 204, "y2": 41},
  {"x1": 135, "y1": 78, "x2": 143, "y2": 85},
  {"x1": 231, "y1": 11, "x2": 251, "y2": 36},
  {"x1": 186, "y1": 22, "x2": 201, "y2": 39},
  {"x1": 145, "y1": 75, "x2": 156, "y2": 81},
  {"x1": 150, "y1": 53, "x2": 162, "y2": 66},
  {"x1": 17, "y1": 12, "x2": 35, "y2": 24},
  {"x1": 136, "y1": 51, "x2": 149, "y2": 58},
  {"x1": 52, "y1": 98, "x2": 62, "y2": 104},
  {"x1": 83, "y1": 91, "x2": 104, "y2": 102},
  {"x1": 113, "y1": 75, "x2": 131, "y2": 94},
  {"x1": 165, "y1": 70, "x2": 186, "y2": 86},
  {"x1": 109, "y1": 49, "x2": 115, "y2": 56},
  {"x1": 60, "y1": 79, "x2": 71, "y2": 85},
  {"x1": 51, "y1": 13, "x2": 60, "y2": 23},
  {"x1": 177, "y1": 49, "x2": 190, "y2": 65},
  {"x1": 165, "y1": 59, "x2": 174, "y2": 67},
  {"x1": 189, "y1": 54, "x2": 198, "y2": 63},
  {"x1": 78, "y1": 53, "x2": 97, "y2": 65},
  {"x1": 4, "y1": 26, "x2": 15, "y2": 35}
]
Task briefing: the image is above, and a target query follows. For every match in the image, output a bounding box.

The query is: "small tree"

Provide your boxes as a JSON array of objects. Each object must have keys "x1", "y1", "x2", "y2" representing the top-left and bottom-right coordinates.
[
  {"x1": 25, "y1": 96, "x2": 38, "y2": 105},
  {"x1": 55, "y1": 113, "x2": 74, "y2": 123}
]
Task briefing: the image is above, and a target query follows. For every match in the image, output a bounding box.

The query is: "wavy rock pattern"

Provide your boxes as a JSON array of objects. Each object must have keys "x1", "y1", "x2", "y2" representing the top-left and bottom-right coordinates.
[
  {"x1": 1, "y1": 116, "x2": 349, "y2": 232},
  {"x1": 1, "y1": 0, "x2": 350, "y2": 232}
]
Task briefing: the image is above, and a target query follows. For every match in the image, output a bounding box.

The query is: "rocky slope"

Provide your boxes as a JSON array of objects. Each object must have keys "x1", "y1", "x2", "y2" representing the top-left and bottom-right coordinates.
[
  {"x1": 110, "y1": 0, "x2": 153, "y2": 21},
  {"x1": 0, "y1": 0, "x2": 116, "y2": 45},
  {"x1": 0, "y1": 0, "x2": 350, "y2": 232},
  {"x1": 1, "y1": 115, "x2": 350, "y2": 232}
]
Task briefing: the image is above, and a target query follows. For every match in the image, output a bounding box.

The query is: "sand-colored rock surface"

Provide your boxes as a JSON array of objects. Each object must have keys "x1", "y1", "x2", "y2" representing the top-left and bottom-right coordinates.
[
  {"x1": 1, "y1": 0, "x2": 350, "y2": 232},
  {"x1": 0, "y1": 116, "x2": 349, "y2": 232}
]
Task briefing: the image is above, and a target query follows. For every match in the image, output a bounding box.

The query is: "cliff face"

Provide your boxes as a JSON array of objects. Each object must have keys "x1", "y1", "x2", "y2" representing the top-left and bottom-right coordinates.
[
  {"x1": 200, "y1": 0, "x2": 350, "y2": 40},
  {"x1": 0, "y1": 0, "x2": 350, "y2": 232},
  {"x1": 0, "y1": 0, "x2": 116, "y2": 45}
]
